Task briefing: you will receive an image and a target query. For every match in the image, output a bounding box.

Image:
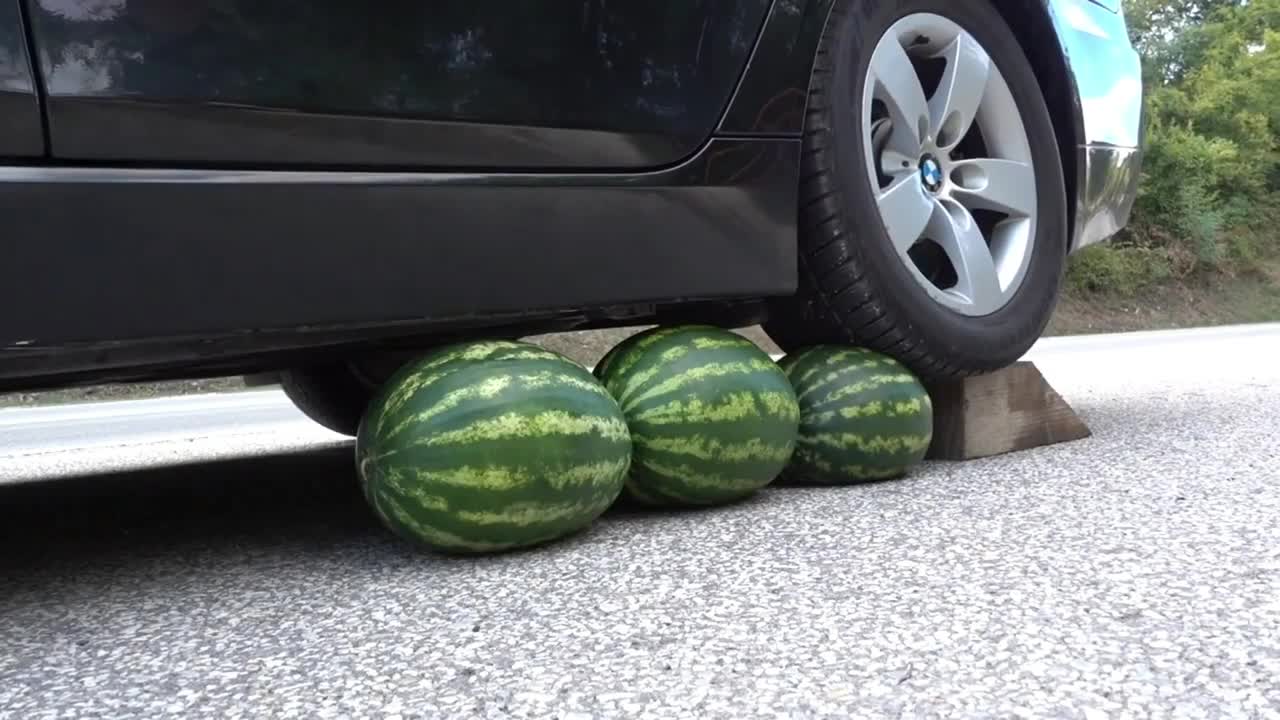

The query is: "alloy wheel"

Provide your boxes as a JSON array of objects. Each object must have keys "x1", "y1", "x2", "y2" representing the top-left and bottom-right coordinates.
[{"x1": 862, "y1": 13, "x2": 1037, "y2": 317}]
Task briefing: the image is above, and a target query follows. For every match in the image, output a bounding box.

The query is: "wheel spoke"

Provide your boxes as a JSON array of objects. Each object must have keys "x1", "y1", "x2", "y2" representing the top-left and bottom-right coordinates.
[
  {"x1": 879, "y1": 149, "x2": 916, "y2": 177},
  {"x1": 950, "y1": 159, "x2": 1036, "y2": 217},
  {"x1": 929, "y1": 31, "x2": 991, "y2": 150},
  {"x1": 860, "y1": 13, "x2": 1034, "y2": 318},
  {"x1": 877, "y1": 175, "x2": 936, "y2": 254},
  {"x1": 931, "y1": 199, "x2": 1002, "y2": 311},
  {"x1": 870, "y1": 38, "x2": 930, "y2": 154}
]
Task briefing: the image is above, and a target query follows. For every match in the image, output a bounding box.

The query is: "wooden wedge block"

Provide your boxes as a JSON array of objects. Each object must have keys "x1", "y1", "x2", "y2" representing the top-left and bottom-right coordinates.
[{"x1": 925, "y1": 361, "x2": 1090, "y2": 461}]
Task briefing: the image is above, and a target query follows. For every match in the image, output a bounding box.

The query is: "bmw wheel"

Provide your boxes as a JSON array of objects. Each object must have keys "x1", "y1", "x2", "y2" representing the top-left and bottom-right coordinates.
[{"x1": 764, "y1": 0, "x2": 1068, "y2": 380}]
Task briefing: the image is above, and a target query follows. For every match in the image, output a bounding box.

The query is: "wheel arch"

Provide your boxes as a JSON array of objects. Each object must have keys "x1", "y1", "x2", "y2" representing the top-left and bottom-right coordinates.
[
  {"x1": 723, "y1": 0, "x2": 1084, "y2": 249},
  {"x1": 990, "y1": 0, "x2": 1084, "y2": 251},
  {"x1": 716, "y1": 0, "x2": 840, "y2": 136},
  {"x1": 727, "y1": 0, "x2": 1085, "y2": 248}
]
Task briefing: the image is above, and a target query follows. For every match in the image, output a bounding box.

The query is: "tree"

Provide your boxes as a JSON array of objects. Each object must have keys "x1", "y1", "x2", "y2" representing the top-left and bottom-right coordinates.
[{"x1": 1121, "y1": 0, "x2": 1280, "y2": 271}]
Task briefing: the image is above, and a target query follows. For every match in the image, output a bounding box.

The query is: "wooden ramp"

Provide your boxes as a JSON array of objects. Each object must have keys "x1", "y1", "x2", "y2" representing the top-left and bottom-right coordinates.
[{"x1": 925, "y1": 361, "x2": 1091, "y2": 461}]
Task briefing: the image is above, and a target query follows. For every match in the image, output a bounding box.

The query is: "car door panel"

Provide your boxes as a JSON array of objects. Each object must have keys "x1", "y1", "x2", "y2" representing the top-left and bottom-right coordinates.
[
  {"x1": 0, "y1": 0, "x2": 44, "y2": 157},
  {"x1": 25, "y1": 0, "x2": 773, "y2": 169}
]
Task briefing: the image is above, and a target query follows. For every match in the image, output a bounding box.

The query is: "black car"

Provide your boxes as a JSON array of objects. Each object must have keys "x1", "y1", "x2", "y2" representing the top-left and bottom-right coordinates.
[{"x1": 0, "y1": 0, "x2": 1143, "y2": 434}]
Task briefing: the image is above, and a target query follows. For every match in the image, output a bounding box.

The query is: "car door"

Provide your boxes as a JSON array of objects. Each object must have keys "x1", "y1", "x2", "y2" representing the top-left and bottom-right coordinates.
[
  {"x1": 23, "y1": 0, "x2": 773, "y2": 169},
  {"x1": 0, "y1": 0, "x2": 44, "y2": 157}
]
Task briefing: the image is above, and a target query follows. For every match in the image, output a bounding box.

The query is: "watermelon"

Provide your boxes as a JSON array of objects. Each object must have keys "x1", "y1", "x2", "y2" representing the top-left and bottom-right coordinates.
[
  {"x1": 355, "y1": 340, "x2": 632, "y2": 554},
  {"x1": 778, "y1": 346, "x2": 933, "y2": 484},
  {"x1": 594, "y1": 325, "x2": 800, "y2": 506}
]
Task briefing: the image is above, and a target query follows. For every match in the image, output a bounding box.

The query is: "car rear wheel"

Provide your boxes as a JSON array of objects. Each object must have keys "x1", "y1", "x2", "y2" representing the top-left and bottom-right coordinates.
[
  {"x1": 280, "y1": 352, "x2": 417, "y2": 436},
  {"x1": 763, "y1": 0, "x2": 1068, "y2": 380},
  {"x1": 279, "y1": 363, "x2": 379, "y2": 437}
]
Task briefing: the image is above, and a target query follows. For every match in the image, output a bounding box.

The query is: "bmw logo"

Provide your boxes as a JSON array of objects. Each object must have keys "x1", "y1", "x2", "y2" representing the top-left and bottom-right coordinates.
[{"x1": 919, "y1": 155, "x2": 944, "y2": 193}]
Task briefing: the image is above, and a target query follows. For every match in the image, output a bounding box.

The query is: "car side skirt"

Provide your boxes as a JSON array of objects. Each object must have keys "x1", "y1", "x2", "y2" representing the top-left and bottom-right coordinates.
[{"x1": 0, "y1": 137, "x2": 799, "y2": 389}]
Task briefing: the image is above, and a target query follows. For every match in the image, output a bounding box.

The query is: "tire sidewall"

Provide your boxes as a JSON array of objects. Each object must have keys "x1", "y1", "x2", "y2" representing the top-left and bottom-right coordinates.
[
  {"x1": 824, "y1": 0, "x2": 1067, "y2": 361},
  {"x1": 280, "y1": 363, "x2": 376, "y2": 436}
]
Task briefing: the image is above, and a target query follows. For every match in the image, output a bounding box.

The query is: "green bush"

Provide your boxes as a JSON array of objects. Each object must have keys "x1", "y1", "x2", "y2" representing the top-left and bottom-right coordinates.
[
  {"x1": 1083, "y1": 0, "x2": 1280, "y2": 291},
  {"x1": 1066, "y1": 245, "x2": 1174, "y2": 295}
]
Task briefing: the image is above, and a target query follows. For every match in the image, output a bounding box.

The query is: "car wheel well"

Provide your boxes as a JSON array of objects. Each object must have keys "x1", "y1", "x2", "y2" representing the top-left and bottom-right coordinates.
[{"x1": 990, "y1": 0, "x2": 1080, "y2": 250}]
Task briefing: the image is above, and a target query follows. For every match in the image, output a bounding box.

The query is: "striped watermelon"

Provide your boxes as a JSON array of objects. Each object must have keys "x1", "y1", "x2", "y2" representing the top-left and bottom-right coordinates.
[
  {"x1": 778, "y1": 346, "x2": 933, "y2": 484},
  {"x1": 594, "y1": 325, "x2": 800, "y2": 506},
  {"x1": 355, "y1": 340, "x2": 632, "y2": 554}
]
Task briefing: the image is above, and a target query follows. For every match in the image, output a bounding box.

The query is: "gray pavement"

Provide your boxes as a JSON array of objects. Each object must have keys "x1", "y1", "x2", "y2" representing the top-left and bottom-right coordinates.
[
  {"x1": 2, "y1": 325, "x2": 1280, "y2": 719},
  {"x1": 0, "y1": 391, "x2": 348, "y2": 484}
]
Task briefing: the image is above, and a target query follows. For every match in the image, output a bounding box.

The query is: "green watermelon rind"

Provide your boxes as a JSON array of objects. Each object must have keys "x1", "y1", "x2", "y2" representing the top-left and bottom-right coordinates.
[
  {"x1": 594, "y1": 325, "x2": 800, "y2": 506},
  {"x1": 356, "y1": 340, "x2": 632, "y2": 554},
  {"x1": 778, "y1": 345, "x2": 934, "y2": 484}
]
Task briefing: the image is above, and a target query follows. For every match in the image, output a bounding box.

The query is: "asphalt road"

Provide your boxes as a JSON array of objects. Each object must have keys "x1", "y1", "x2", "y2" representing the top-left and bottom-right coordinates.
[
  {"x1": 2, "y1": 325, "x2": 1279, "y2": 719},
  {"x1": 0, "y1": 391, "x2": 349, "y2": 484}
]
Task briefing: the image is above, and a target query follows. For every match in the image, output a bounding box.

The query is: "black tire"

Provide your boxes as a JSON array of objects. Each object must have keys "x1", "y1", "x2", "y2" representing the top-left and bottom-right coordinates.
[
  {"x1": 280, "y1": 363, "x2": 377, "y2": 437},
  {"x1": 763, "y1": 0, "x2": 1068, "y2": 380}
]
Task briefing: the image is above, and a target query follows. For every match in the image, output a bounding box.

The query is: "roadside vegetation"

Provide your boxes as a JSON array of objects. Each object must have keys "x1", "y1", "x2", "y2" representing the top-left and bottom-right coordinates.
[{"x1": 1065, "y1": 0, "x2": 1280, "y2": 308}]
